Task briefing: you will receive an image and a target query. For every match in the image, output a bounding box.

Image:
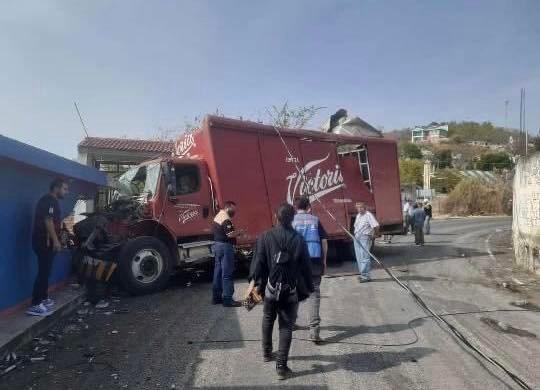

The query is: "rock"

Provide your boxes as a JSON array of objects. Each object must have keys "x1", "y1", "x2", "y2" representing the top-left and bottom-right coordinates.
[{"x1": 111, "y1": 330, "x2": 119, "y2": 334}]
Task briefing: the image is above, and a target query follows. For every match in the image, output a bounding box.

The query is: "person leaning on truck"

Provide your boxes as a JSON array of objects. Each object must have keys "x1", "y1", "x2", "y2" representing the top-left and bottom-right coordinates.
[
  {"x1": 212, "y1": 201, "x2": 244, "y2": 307},
  {"x1": 26, "y1": 178, "x2": 69, "y2": 317},
  {"x1": 292, "y1": 196, "x2": 328, "y2": 344},
  {"x1": 353, "y1": 202, "x2": 380, "y2": 282}
]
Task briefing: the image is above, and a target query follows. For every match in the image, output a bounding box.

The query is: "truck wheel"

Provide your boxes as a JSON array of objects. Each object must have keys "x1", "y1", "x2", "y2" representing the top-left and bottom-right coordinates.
[{"x1": 118, "y1": 236, "x2": 172, "y2": 295}]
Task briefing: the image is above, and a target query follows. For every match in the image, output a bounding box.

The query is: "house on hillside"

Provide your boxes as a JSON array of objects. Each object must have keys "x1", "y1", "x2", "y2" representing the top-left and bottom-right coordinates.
[{"x1": 411, "y1": 123, "x2": 449, "y2": 144}]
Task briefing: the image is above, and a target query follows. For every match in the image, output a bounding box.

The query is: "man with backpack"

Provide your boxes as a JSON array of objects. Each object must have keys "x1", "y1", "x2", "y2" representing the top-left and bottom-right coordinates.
[
  {"x1": 292, "y1": 196, "x2": 328, "y2": 344},
  {"x1": 247, "y1": 203, "x2": 314, "y2": 380}
]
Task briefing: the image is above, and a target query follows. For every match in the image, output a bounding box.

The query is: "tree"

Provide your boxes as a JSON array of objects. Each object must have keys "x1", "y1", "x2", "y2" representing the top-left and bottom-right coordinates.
[
  {"x1": 534, "y1": 136, "x2": 540, "y2": 152},
  {"x1": 266, "y1": 102, "x2": 324, "y2": 129},
  {"x1": 434, "y1": 149, "x2": 452, "y2": 169},
  {"x1": 399, "y1": 159, "x2": 423, "y2": 186},
  {"x1": 477, "y1": 152, "x2": 513, "y2": 171},
  {"x1": 431, "y1": 168, "x2": 462, "y2": 194},
  {"x1": 399, "y1": 142, "x2": 423, "y2": 160}
]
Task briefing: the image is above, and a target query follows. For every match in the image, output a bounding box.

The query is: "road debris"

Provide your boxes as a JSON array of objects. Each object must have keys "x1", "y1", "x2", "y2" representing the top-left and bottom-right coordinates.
[
  {"x1": 480, "y1": 317, "x2": 537, "y2": 338},
  {"x1": 95, "y1": 300, "x2": 110, "y2": 309},
  {"x1": 1, "y1": 364, "x2": 17, "y2": 377},
  {"x1": 77, "y1": 308, "x2": 89, "y2": 316},
  {"x1": 30, "y1": 356, "x2": 46, "y2": 362},
  {"x1": 111, "y1": 330, "x2": 119, "y2": 334}
]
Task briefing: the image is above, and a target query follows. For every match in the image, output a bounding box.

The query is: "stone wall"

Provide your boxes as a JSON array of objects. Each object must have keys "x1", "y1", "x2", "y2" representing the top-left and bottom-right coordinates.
[{"x1": 513, "y1": 152, "x2": 540, "y2": 274}]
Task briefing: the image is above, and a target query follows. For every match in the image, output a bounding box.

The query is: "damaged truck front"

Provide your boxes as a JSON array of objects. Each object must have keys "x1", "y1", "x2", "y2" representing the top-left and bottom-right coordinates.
[{"x1": 73, "y1": 159, "x2": 216, "y2": 295}]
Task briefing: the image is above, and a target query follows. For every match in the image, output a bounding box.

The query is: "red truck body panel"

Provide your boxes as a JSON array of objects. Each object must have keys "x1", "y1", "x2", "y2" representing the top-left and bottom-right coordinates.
[{"x1": 169, "y1": 116, "x2": 403, "y2": 247}]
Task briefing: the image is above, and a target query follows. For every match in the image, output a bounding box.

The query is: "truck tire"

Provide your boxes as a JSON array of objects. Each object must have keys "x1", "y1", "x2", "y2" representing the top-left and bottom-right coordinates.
[{"x1": 118, "y1": 236, "x2": 172, "y2": 295}]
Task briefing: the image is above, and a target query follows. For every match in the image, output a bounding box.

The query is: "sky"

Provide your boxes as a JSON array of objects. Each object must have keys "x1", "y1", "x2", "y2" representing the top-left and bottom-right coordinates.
[{"x1": 1, "y1": 0, "x2": 539, "y2": 159}]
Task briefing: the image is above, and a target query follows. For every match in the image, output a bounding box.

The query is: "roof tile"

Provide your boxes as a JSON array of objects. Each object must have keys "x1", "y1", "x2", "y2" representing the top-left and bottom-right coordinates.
[{"x1": 78, "y1": 137, "x2": 174, "y2": 153}]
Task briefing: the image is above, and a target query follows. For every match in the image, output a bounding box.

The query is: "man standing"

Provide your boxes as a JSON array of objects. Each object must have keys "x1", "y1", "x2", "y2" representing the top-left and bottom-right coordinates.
[
  {"x1": 403, "y1": 199, "x2": 411, "y2": 234},
  {"x1": 27, "y1": 178, "x2": 69, "y2": 316},
  {"x1": 212, "y1": 201, "x2": 244, "y2": 307},
  {"x1": 248, "y1": 203, "x2": 314, "y2": 380},
  {"x1": 353, "y1": 202, "x2": 380, "y2": 282},
  {"x1": 423, "y1": 199, "x2": 433, "y2": 235},
  {"x1": 413, "y1": 202, "x2": 427, "y2": 246},
  {"x1": 292, "y1": 196, "x2": 328, "y2": 344},
  {"x1": 408, "y1": 200, "x2": 416, "y2": 233}
]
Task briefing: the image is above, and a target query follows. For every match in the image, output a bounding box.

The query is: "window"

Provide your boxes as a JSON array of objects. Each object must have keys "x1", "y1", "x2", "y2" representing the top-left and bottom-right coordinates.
[{"x1": 175, "y1": 165, "x2": 200, "y2": 195}]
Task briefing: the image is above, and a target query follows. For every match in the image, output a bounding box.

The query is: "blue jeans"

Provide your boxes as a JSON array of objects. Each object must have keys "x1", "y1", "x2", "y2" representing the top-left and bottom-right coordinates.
[
  {"x1": 212, "y1": 242, "x2": 235, "y2": 303},
  {"x1": 353, "y1": 236, "x2": 372, "y2": 279}
]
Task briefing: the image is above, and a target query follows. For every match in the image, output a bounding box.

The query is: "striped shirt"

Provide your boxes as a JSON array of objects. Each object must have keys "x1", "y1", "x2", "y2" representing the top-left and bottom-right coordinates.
[{"x1": 354, "y1": 211, "x2": 379, "y2": 237}]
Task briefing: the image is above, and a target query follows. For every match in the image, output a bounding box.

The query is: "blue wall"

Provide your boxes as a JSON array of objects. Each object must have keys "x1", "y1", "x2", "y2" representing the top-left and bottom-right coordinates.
[{"x1": 0, "y1": 136, "x2": 106, "y2": 311}]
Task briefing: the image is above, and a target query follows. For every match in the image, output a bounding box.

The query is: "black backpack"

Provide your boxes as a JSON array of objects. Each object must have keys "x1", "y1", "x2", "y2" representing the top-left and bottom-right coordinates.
[{"x1": 268, "y1": 230, "x2": 297, "y2": 302}]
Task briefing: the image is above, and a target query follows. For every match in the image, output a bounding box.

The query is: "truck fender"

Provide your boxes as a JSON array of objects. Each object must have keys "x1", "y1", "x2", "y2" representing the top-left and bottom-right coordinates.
[{"x1": 130, "y1": 219, "x2": 179, "y2": 264}]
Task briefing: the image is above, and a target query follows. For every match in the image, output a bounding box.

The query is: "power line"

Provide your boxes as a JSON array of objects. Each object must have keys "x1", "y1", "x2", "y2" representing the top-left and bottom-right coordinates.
[{"x1": 74, "y1": 101, "x2": 90, "y2": 138}]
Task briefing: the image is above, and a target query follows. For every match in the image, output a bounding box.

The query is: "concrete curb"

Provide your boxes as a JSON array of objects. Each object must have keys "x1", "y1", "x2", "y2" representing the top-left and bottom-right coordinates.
[{"x1": 0, "y1": 290, "x2": 85, "y2": 357}]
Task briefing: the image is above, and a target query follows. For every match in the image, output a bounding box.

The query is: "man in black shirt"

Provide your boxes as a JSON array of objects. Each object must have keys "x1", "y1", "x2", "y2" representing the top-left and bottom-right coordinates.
[
  {"x1": 247, "y1": 203, "x2": 314, "y2": 380},
  {"x1": 27, "y1": 178, "x2": 69, "y2": 317},
  {"x1": 212, "y1": 201, "x2": 244, "y2": 307},
  {"x1": 423, "y1": 199, "x2": 433, "y2": 235}
]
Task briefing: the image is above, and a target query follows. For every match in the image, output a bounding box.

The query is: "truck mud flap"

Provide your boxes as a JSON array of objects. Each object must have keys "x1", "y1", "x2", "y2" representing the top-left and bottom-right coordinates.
[{"x1": 79, "y1": 256, "x2": 118, "y2": 282}]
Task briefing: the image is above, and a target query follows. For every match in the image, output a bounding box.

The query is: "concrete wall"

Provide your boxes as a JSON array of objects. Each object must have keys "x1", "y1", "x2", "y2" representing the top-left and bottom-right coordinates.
[
  {"x1": 513, "y1": 152, "x2": 540, "y2": 274},
  {"x1": 0, "y1": 158, "x2": 102, "y2": 311},
  {"x1": 0, "y1": 135, "x2": 106, "y2": 312}
]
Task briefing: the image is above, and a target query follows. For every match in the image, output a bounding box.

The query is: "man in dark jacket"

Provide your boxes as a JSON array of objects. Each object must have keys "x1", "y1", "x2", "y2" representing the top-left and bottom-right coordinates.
[{"x1": 248, "y1": 203, "x2": 314, "y2": 380}]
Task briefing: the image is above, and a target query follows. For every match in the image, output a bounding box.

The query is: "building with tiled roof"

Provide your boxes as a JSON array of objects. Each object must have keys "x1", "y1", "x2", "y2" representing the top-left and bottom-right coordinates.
[{"x1": 77, "y1": 136, "x2": 174, "y2": 210}]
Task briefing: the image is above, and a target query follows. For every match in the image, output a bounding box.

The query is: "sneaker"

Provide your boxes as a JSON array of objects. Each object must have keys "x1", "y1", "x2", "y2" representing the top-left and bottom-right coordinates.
[
  {"x1": 276, "y1": 365, "x2": 293, "y2": 380},
  {"x1": 309, "y1": 334, "x2": 323, "y2": 344},
  {"x1": 263, "y1": 352, "x2": 275, "y2": 362},
  {"x1": 42, "y1": 298, "x2": 55, "y2": 308},
  {"x1": 26, "y1": 303, "x2": 51, "y2": 317},
  {"x1": 222, "y1": 300, "x2": 242, "y2": 307},
  {"x1": 358, "y1": 276, "x2": 371, "y2": 283}
]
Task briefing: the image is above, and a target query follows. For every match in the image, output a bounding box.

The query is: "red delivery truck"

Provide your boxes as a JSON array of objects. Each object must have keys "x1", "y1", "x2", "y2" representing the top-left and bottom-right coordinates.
[{"x1": 74, "y1": 115, "x2": 403, "y2": 295}]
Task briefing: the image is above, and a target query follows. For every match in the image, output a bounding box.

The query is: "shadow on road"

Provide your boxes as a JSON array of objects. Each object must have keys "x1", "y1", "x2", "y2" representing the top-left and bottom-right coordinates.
[
  {"x1": 319, "y1": 319, "x2": 424, "y2": 345},
  {"x1": 288, "y1": 347, "x2": 436, "y2": 378}
]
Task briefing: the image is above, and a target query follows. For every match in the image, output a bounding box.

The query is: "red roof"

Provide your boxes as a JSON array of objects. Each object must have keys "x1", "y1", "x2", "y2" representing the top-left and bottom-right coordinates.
[{"x1": 78, "y1": 137, "x2": 174, "y2": 153}]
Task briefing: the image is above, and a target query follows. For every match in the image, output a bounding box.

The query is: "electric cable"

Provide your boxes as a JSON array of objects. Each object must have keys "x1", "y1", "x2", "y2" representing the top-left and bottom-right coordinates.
[{"x1": 270, "y1": 125, "x2": 533, "y2": 390}]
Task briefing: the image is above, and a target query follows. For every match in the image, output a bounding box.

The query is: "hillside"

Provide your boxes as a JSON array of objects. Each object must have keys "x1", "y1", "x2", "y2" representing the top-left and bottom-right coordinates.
[{"x1": 385, "y1": 121, "x2": 517, "y2": 144}]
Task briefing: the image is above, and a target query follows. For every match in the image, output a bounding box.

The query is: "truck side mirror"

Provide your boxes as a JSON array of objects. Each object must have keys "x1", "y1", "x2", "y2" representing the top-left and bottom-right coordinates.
[{"x1": 162, "y1": 162, "x2": 177, "y2": 198}]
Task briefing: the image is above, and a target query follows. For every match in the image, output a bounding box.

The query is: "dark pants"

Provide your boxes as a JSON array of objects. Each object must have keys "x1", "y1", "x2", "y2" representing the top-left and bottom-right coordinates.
[
  {"x1": 32, "y1": 246, "x2": 55, "y2": 305},
  {"x1": 262, "y1": 292, "x2": 299, "y2": 366},
  {"x1": 414, "y1": 225, "x2": 424, "y2": 245},
  {"x1": 212, "y1": 242, "x2": 235, "y2": 303},
  {"x1": 307, "y1": 261, "x2": 323, "y2": 337}
]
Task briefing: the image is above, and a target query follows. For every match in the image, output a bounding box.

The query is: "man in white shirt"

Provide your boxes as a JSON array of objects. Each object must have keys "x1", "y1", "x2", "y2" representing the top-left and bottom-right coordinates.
[
  {"x1": 353, "y1": 202, "x2": 380, "y2": 282},
  {"x1": 402, "y1": 200, "x2": 411, "y2": 233}
]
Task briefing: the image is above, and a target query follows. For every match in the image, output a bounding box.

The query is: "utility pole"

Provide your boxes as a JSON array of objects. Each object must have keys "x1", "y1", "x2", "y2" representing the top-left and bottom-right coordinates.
[{"x1": 504, "y1": 100, "x2": 509, "y2": 133}]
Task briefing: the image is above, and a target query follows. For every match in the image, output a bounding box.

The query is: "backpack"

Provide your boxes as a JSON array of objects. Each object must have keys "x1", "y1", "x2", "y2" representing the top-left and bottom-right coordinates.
[{"x1": 267, "y1": 230, "x2": 297, "y2": 302}]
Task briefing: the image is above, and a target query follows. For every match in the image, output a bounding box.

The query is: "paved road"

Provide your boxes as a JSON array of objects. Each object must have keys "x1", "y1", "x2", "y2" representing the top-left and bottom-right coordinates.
[{"x1": 2, "y1": 217, "x2": 539, "y2": 389}]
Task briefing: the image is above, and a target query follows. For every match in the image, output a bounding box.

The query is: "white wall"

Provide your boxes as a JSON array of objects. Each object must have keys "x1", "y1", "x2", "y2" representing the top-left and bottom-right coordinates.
[{"x1": 513, "y1": 152, "x2": 540, "y2": 273}]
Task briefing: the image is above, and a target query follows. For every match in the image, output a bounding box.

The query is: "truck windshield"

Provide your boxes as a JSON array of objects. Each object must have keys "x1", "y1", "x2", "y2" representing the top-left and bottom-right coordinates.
[{"x1": 116, "y1": 163, "x2": 161, "y2": 199}]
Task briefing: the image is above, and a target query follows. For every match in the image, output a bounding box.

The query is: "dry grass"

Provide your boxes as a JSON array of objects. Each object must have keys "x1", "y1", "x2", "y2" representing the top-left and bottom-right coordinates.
[{"x1": 443, "y1": 178, "x2": 512, "y2": 216}]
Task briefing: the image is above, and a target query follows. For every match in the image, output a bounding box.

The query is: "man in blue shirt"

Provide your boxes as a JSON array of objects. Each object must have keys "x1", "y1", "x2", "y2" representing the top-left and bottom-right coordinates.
[{"x1": 292, "y1": 196, "x2": 328, "y2": 343}]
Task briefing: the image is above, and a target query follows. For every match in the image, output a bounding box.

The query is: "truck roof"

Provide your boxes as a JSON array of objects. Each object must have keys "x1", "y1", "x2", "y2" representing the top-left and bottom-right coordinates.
[{"x1": 203, "y1": 115, "x2": 396, "y2": 146}]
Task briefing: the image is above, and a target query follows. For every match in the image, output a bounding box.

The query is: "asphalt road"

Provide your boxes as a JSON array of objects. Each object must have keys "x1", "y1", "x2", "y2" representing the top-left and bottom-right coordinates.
[{"x1": 2, "y1": 216, "x2": 539, "y2": 390}]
